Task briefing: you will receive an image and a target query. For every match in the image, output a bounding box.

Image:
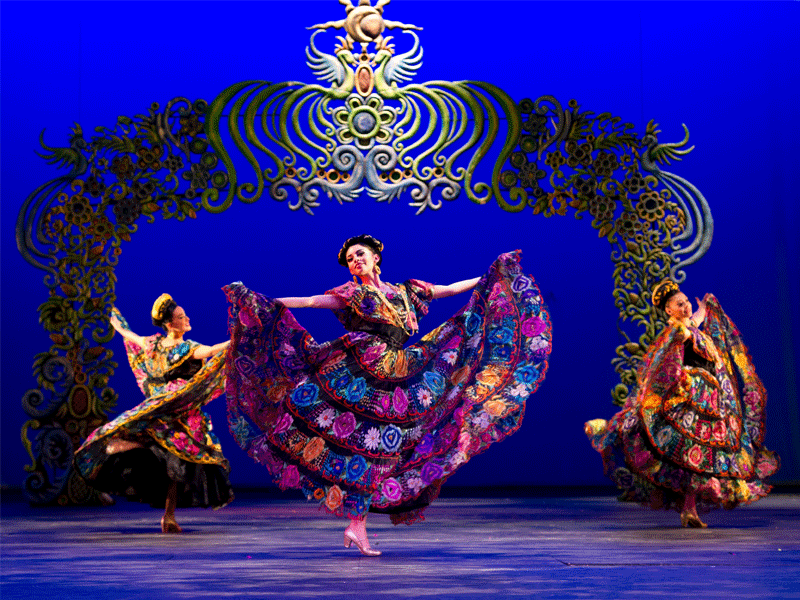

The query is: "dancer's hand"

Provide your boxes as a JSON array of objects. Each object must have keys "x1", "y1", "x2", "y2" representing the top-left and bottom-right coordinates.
[
  {"x1": 110, "y1": 313, "x2": 123, "y2": 332},
  {"x1": 692, "y1": 293, "x2": 710, "y2": 327},
  {"x1": 110, "y1": 311, "x2": 146, "y2": 347}
]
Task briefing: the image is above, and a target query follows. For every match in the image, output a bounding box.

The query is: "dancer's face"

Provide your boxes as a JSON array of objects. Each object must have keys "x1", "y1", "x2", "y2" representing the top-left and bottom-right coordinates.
[
  {"x1": 665, "y1": 292, "x2": 692, "y2": 320},
  {"x1": 168, "y1": 306, "x2": 191, "y2": 334},
  {"x1": 345, "y1": 244, "x2": 379, "y2": 279}
]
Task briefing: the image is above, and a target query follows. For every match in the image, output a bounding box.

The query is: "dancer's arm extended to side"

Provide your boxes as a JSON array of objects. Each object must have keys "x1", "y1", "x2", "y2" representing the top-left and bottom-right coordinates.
[
  {"x1": 277, "y1": 295, "x2": 346, "y2": 309},
  {"x1": 111, "y1": 312, "x2": 229, "y2": 358},
  {"x1": 194, "y1": 340, "x2": 230, "y2": 359},
  {"x1": 430, "y1": 277, "x2": 480, "y2": 299},
  {"x1": 277, "y1": 276, "x2": 480, "y2": 307}
]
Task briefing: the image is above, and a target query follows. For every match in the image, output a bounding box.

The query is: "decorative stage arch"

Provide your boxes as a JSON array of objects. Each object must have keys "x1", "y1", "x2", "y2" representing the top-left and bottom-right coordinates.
[{"x1": 16, "y1": 0, "x2": 713, "y2": 505}]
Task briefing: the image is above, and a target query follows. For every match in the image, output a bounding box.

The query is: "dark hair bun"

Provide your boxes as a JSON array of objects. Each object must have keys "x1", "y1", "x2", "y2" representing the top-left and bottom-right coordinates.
[{"x1": 337, "y1": 235, "x2": 384, "y2": 266}]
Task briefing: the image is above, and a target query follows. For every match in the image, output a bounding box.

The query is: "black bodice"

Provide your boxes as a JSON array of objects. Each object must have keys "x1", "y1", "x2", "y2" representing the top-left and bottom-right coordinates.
[
  {"x1": 349, "y1": 320, "x2": 409, "y2": 349},
  {"x1": 683, "y1": 339, "x2": 714, "y2": 372},
  {"x1": 146, "y1": 358, "x2": 203, "y2": 392}
]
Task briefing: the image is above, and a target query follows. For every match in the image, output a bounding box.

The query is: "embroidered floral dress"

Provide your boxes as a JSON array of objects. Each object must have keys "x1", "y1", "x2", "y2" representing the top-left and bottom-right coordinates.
[
  {"x1": 585, "y1": 295, "x2": 779, "y2": 511},
  {"x1": 225, "y1": 251, "x2": 551, "y2": 524},
  {"x1": 75, "y1": 309, "x2": 233, "y2": 508}
]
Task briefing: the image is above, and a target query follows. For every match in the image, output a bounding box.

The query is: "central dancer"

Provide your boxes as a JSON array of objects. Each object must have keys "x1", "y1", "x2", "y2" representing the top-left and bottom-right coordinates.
[{"x1": 224, "y1": 236, "x2": 551, "y2": 555}]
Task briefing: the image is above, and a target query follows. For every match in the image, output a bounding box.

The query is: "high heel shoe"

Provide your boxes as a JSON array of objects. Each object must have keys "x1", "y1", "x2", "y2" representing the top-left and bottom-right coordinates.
[
  {"x1": 161, "y1": 515, "x2": 183, "y2": 533},
  {"x1": 680, "y1": 511, "x2": 708, "y2": 528},
  {"x1": 344, "y1": 527, "x2": 381, "y2": 556}
]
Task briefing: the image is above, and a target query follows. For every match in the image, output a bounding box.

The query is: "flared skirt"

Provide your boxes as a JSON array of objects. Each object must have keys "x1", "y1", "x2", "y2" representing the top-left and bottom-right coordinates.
[{"x1": 225, "y1": 252, "x2": 551, "y2": 523}]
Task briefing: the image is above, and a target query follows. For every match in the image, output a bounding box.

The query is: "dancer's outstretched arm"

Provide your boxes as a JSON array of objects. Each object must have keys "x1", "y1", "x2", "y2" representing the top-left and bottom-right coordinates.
[
  {"x1": 277, "y1": 295, "x2": 346, "y2": 310},
  {"x1": 194, "y1": 341, "x2": 230, "y2": 359},
  {"x1": 431, "y1": 277, "x2": 480, "y2": 299},
  {"x1": 111, "y1": 311, "x2": 228, "y2": 358}
]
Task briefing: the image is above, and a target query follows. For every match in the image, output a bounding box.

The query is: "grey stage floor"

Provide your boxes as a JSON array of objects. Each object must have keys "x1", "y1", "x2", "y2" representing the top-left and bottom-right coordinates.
[{"x1": 2, "y1": 491, "x2": 799, "y2": 600}]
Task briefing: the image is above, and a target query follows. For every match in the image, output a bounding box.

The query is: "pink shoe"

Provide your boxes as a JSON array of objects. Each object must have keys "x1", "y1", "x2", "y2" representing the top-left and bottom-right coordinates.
[{"x1": 344, "y1": 525, "x2": 381, "y2": 556}]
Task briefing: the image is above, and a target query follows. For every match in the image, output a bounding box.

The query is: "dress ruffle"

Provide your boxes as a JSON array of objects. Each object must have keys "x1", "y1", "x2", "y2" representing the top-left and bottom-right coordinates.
[
  {"x1": 585, "y1": 296, "x2": 779, "y2": 511},
  {"x1": 224, "y1": 251, "x2": 551, "y2": 523}
]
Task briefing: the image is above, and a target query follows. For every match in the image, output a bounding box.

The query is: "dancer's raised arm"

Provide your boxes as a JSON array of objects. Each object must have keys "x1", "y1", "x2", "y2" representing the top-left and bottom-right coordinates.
[
  {"x1": 690, "y1": 292, "x2": 711, "y2": 327},
  {"x1": 110, "y1": 312, "x2": 148, "y2": 348}
]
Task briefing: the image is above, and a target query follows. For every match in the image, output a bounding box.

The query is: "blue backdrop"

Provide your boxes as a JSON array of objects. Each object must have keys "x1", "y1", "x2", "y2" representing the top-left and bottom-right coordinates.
[{"x1": 2, "y1": 1, "x2": 798, "y2": 490}]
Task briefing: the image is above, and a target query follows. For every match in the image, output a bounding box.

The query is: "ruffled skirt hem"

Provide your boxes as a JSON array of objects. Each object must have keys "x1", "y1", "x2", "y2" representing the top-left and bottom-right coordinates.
[
  {"x1": 585, "y1": 417, "x2": 779, "y2": 512},
  {"x1": 90, "y1": 444, "x2": 234, "y2": 509}
]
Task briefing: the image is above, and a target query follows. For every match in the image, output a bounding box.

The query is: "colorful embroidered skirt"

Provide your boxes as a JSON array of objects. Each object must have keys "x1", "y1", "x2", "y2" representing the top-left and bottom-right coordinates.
[{"x1": 224, "y1": 252, "x2": 551, "y2": 524}]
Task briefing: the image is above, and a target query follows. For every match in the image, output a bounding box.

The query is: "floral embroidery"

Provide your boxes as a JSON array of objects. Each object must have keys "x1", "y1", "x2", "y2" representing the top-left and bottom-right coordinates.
[
  {"x1": 507, "y1": 383, "x2": 528, "y2": 398},
  {"x1": 417, "y1": 387, "x2": 433, "y2": 407},
  {"x1": 333, "y1": 412, "x2": 356, "y2": 438},
  {"x1": 441, "y1": 350, "x2": 458, "y2": 365},
  {"x1": 303, "y1": 437, "x2": 325, "y2": 462},
  {"x1": 521, "y1": 317, "x2": 546, "y2": 338},
  {"x1": 346, "y1": 455, "x2": 368, "y2": 481},
  {"x1": 382, "y1": 425, "x2": 403, "y2": 452},
  {"x1": 392, "y1": 387, "x2": 408, "y2": 415},
  {"x1": 484, "y1": 400, "x2": 507, "y2": 417},
  {"x1": 364, "y1": 427, "x2": 381, "y2": 450},
  {"x1": 346, "y1": 377, "x2": 367, "y2": 402},
  {"x1": 423, "y1": 371, "x2": 446, "y2": 396},
  {"x1": 488, "y1": 327, "x2": 513, "y2": 345},
  {"x1": 316, "y1": 408, "x2": 336, "y2": 428},
  {"x1": 420, "y1": 462, "x2": 444, "y2": 486},
  {"x1": 325, "y1": 485, "x2": 343, "y2": 511},
  {"x1": 274, "y1": 412, "x2": 293, "y2": 434},
  {"x1": 292, "y1": 383, "x2": 319, "y2": 407},
  {"x1": 381, "y1": 478, "x2": 402, "y2": 502},
  {"x1": 415, "y1": 433, "x2": 434, "y2": 456},
  {"x1": 407, "y1": 476, "x2": 424, "y2": 494}
]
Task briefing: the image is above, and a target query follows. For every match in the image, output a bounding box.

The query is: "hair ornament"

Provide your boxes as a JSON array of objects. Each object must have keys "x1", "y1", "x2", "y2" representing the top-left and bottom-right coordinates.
[
  {"x1": 651, "y1": 279, "x2": 680, "y2": 310},
  {"x1": 151, "y1": 293, "x2": 174, "y2": 321}
]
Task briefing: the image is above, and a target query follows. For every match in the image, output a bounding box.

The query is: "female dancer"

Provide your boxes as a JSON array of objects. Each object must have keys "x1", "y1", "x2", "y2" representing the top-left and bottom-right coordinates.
[
  {"x1": 585, "y1": 279, "x2": 779, "y2": 527},
  {"x1": 224, "y1": 235, "x2": 552, "y2": 555},
  {"x1": 75, "y1": 294, "x2": 233, "y2": 533}
]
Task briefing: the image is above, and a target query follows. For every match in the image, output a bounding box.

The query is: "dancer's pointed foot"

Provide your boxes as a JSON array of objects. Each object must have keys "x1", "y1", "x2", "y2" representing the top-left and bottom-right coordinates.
[
  {"x1": 680, "y1": 511, "x2": 708, "y2": 528},
  {"x1": 344, "y1": 523, "x2": 381, "y2": 556},
  {"x1": 161, "y1": 515, "x2": 183, "y2": 533}
]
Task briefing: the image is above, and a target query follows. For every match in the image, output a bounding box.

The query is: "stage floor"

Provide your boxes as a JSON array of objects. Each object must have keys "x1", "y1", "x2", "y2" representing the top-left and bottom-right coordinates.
[{"x1": 2, "y1": 491, "x2": 799, "y2": 599}]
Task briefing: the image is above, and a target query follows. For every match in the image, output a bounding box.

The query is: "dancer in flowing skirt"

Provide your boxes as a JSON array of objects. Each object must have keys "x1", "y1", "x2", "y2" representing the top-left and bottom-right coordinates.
[
  {"x1": 225, "y1": 235, "x2": 552, "y2": 554},
  {"x1": 75, "y1": 294, "x2": 233, "y2": 532},
  {"x1": 585, "y1": 280, "x2": 779, "y2": 527}
]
